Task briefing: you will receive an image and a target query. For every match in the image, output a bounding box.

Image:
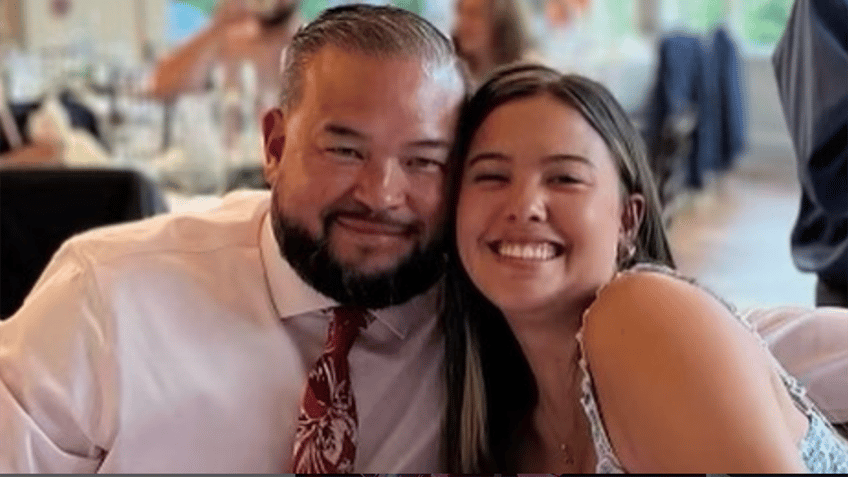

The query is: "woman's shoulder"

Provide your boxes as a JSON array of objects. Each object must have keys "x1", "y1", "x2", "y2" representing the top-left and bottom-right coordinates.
[
  {"x1": 583, "y1": 263, "x2": 742, "y2": 336},
  {"x1": 579, "y1": 264, "x2": 806, "y2": 472}
]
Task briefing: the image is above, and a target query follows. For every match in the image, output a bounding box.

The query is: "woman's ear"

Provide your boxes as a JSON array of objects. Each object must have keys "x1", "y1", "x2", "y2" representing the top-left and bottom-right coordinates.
[
  {"x1": 262, "y1": 108, "x2": 286, "y2": 185},
  {"x1": 620, "y1": 193, "x2": 646, "y2": 243}
]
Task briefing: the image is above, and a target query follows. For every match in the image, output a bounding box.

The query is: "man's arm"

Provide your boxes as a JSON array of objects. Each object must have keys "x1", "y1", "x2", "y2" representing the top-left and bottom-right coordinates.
[
  {"x1": 150, "y1": 25, "x2": 224, "y2": 101},
  {"x1": 0, "y1": 241, "x2": 117, "y2": 473}
]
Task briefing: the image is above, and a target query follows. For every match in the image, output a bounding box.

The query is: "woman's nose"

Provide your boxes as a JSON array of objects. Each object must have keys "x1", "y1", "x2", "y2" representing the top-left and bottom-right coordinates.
[{"x1": 505, "y1": 182, "x2": 548, "y2": 223}]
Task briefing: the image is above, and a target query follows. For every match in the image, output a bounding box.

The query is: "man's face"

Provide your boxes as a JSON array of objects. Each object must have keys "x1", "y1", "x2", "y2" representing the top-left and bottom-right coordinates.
[{"x1": 263, "y1": 46, "x2": 464, "y2": 307}]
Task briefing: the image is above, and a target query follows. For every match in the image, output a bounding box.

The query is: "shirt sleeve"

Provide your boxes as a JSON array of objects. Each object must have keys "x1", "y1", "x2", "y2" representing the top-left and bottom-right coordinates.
[
  {"x1": 747, "y1": 305, "x2": 848, "y2": 423},
  {"x1": 0, "y1": 240, "x2": 117, "y2": 473}
]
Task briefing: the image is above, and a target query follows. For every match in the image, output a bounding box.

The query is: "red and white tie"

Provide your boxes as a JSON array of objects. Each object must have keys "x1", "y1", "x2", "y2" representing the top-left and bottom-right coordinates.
[{"x1": 291, "y1": 306, "x2": 368, "y2": 473}]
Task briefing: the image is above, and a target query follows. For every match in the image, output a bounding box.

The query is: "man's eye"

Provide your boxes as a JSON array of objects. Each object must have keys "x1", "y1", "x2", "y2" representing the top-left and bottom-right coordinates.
[
  {"x1": 405, "y1": 157, "x2": 445, "y2": 173},
  {"x1": 325, "y1": 147, "x2": 364, "y2": 160}
]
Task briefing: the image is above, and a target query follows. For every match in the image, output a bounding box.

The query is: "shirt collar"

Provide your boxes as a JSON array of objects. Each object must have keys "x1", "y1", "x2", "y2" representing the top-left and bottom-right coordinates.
[{"x1": 259, "y1": 213, "x2": 443, "y2": 340}]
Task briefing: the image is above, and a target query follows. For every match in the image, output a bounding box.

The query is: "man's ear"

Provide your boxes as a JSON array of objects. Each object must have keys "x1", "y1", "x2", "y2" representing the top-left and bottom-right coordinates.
[
  {"x1": 620, "y1": 193, "x2": 646, "y2": 242},
  {"x1": 262, "y1": 107, "x2": 286, "y2": 185}
]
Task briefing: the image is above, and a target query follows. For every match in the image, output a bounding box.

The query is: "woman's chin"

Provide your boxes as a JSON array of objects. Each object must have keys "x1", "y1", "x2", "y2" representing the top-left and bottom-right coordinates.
[{"x1": 491, "y1": 290, "x2": 567, "y2": 318}]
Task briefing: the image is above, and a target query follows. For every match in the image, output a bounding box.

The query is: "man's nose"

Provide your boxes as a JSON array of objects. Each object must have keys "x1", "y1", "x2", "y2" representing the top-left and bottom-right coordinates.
[
  {"x1": 352, "y1": 157, "x2": 408, "y2": 212},
  {"x1": 505, "y1": 181, "x2": 548, "y2": 223}
]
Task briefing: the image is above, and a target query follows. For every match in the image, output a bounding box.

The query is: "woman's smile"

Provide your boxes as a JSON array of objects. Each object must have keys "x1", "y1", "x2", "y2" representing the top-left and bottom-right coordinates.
[{"x1": 488, "y1": 240, "x2": 563, "y2": 261}]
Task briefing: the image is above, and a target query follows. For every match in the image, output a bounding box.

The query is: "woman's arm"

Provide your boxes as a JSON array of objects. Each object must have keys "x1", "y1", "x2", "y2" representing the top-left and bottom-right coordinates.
[{"x1": 582, "y1": 270, "x2": 807, "y2": 473}]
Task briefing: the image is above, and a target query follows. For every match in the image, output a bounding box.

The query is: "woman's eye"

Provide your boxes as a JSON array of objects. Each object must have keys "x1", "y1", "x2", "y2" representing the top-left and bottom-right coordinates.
[
  {"x1": 549, "y1": 174, "x2": 581, "y2": 185},
  {"x1": 325, "y1": 147, "x2": 364, "y2": 160},
  {"x1": 471, "y1": 173, "x2": 509, "y2": 183}
]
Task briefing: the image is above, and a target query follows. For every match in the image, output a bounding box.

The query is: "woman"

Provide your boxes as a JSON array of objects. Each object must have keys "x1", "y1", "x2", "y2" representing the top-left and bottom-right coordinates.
[
  {"x1": 451, "y1": 0, "x2": 534, "y2": 86},
  {"x1": 442, "y1": 63, "x2": 848, "y2": 473}
]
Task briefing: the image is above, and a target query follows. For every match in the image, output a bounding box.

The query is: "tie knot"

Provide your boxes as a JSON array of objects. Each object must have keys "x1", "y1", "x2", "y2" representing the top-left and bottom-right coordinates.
[{"x1": 327, "y1": 306, "x2": 368, "y2": 354}]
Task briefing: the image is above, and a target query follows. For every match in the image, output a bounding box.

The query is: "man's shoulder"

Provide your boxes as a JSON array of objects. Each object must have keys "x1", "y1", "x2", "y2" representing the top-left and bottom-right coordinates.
[{"x1": 65, "y1": 190, "x2": 272, "y2": 265}]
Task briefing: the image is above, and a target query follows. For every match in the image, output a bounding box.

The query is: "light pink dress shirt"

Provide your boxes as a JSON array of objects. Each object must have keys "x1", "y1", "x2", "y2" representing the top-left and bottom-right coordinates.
[{"x1": 0, "y1": 190, "x2": 446, "y2": 473}]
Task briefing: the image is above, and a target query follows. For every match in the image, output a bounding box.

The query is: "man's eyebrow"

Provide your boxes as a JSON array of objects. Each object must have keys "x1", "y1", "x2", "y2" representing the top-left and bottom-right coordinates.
[
  {"x1": 322, "y1": 125, "x2": 450, "y2": 149},
  {"x1": 323, "y1": 123, "x2": 368, "y2": 139},
  {"x1": 407, "y1": 139, "x2": 452, "y2": 149}
]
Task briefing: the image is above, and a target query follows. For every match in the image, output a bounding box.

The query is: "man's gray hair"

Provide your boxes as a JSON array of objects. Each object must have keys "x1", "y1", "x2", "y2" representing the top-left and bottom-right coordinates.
[{"x1": 279, "y1": 4, "x2": 461, "y2": 109}]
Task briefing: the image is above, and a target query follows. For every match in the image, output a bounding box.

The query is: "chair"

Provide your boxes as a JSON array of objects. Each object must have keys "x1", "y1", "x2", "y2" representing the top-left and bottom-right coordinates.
[{"x1": 0, "y1": 168, "x2": 169, "y2": 319}]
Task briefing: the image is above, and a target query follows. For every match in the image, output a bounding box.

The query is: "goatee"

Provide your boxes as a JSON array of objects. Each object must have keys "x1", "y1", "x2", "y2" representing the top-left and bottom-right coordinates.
[{"x1": 270, "y1": 204, "x2": 446, "y2": 309}]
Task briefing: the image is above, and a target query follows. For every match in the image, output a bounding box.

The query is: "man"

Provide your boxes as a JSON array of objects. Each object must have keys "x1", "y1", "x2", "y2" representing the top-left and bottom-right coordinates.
[{"x1": 0, "y1": 5, "x2": 465, "y2": 473}]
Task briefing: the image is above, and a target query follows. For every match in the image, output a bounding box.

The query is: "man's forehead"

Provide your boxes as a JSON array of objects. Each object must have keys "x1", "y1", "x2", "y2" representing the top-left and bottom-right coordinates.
[{"x1": 304, "y1": 45, "x2": 464, "y2": 95}]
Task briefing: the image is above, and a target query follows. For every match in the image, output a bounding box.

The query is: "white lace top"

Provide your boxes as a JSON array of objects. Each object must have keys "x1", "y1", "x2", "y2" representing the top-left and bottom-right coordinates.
[{"x1": 574, "y1": 263, "x2": 848, "y2": 473}]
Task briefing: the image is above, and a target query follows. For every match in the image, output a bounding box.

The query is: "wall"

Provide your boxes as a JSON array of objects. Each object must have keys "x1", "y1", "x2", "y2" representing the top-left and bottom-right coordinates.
[
  {"x1": 1, "y1": 0, "x2": 24, "y2": 47},
  {"x1": 20, "y1": 0, "x2": 166, "y2": 63}
]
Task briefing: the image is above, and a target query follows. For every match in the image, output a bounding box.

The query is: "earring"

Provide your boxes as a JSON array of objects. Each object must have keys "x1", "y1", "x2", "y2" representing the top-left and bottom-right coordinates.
[{"x1": 616, "y1": 241, "x2": 636, "y2": 267}]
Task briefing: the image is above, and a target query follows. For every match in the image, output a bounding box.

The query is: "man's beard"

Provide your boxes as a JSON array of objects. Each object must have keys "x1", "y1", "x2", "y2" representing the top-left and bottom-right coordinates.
[{"x1": 270, "y1": 202, "x2": 446, "y2": 309}]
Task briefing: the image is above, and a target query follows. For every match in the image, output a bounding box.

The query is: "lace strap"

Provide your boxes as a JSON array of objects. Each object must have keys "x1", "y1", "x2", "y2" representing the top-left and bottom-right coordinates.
[{"x1": 574, "y1": 325, "x2": 626, "y2": 473}]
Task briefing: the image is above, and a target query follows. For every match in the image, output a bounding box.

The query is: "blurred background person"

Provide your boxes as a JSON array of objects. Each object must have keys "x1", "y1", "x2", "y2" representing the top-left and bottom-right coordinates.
[
  {"x1": 150, "y1": 0, "x2": 300, "y2": 108},
  {"x1": 0, "y1": 0, "x2": 835, "y2": 312},
  {"x1": 773, "y1": 0, "x2": 847, "y2": 307},
  {"x1": 451, "y1": 0, "x2": 536, "y2": 86},
  {"x1": 150, "y1": 0, "x2": 301, "y2": 192}
]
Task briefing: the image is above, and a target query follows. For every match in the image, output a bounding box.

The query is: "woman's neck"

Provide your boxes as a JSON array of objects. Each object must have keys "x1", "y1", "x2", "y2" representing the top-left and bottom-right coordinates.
[
  {"x1": 503, "y1": 305, "x2": 595, "y2": 472},
  {"x1": 504, "y1": 305, "x2": 584, "y2": 412}
]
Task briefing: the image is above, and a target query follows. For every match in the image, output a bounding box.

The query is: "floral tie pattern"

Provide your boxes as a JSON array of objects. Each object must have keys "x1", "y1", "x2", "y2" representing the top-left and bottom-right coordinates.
[{"x1": 291, "y1": 306, "x2": 368, "y2": 473}]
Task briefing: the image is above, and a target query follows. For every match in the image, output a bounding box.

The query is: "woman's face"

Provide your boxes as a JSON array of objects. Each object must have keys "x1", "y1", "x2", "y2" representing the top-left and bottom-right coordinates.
[
  {"x1": 457, "y1": 94, "x2": 637, "y2": 317},
  {"x1": 454, "y1": 0, "x2": 494, "y2": 57}
]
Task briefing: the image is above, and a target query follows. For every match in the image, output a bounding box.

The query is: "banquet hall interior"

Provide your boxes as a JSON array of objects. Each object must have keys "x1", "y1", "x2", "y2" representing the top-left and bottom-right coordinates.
[{"x1": 0, "y1": 0, "x2": 835, "y2": 315}]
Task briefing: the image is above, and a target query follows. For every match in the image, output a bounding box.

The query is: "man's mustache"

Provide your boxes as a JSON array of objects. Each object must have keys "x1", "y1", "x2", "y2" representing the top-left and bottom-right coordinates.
[{"x1": 323, "y1": 203, "x2": 421, "y2": 236}]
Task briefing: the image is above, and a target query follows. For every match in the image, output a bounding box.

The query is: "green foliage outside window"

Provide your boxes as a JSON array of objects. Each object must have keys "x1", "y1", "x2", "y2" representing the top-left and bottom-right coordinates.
[
  {"x1": 300, "y1": 0, "x2": 330, "y2": 22},
  {"x1": 298, "y1": 0, "x2": 421, "y2": 22},
  {"x1": 662, "y1": 0, "x2": 793, "y2": 50},
  {"x1": 742, "y1": 0, "x2": 792, "y2": 46},
  {"x1": 173, "y1": 0, "x2": 216, "y2": 15},
  {"x1": 607, "y1": 0, "x2": 636, "y2": 38},
  {"x1": 671, "y1": 0, "x2": 727, "y2": 32}
]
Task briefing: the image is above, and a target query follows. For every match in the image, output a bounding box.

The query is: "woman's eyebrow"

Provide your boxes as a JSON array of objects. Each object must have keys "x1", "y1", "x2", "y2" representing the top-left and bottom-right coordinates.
[
  {"x1": 467, "y1": 152, "x2": 509, "y2": 168},
  {"x1": 543, "y1": 154, "x2": 595, "y2": 167}
]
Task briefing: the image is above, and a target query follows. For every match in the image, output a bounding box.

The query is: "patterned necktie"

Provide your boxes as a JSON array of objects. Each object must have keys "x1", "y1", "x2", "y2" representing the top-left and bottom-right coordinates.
[{"x1": 291, "y1": 306, "x2": 368, "y2": 473}]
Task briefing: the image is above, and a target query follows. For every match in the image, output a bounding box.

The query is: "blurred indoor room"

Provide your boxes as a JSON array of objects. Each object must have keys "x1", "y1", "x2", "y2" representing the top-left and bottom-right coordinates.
[{"x1": 1, "y1": 0, "x2": 830, "y2": 313}]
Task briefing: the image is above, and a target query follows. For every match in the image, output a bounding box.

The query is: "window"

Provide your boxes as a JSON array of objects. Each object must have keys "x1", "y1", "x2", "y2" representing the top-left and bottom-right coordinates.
[
  {"x1": 738, "y1": 0, "x2": 793, "y2": 48},
  {"x1": 166, "y1": 0, "x2": 214, "y2": 46},
  {"x1": 659, "y1": 0, "x2": 795, "y2": 55}
]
